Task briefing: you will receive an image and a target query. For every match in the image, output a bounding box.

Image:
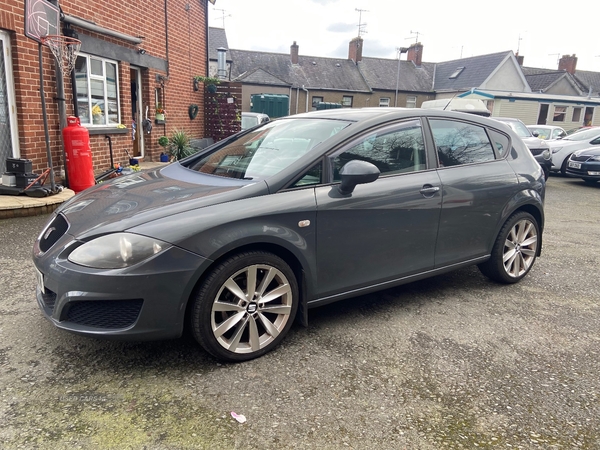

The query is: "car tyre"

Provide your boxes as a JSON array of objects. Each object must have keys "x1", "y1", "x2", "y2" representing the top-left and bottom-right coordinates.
[
  {"x1": 478, "y1": 211, "x2": 539, "y2": 284},
  {"x1": 560, "y1": 156, "x2": 572, "y2": 176},
  {"x1": 190, "y1": 251, "x2": 298, "y2": 362}
]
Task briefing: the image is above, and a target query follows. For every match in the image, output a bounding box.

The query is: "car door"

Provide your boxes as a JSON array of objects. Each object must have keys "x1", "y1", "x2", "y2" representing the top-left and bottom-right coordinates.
[
  {"x1": 312, "y1": 119, "x2": 442, "y2": 299},
  {"x1": 427, "y1": 118, "x2": 520, "y2": 267}
]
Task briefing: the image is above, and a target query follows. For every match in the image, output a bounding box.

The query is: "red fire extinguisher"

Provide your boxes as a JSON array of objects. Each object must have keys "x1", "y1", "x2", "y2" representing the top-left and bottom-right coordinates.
[{"x1": 62, "y1": 116, "x2": 95, "y2": 193}]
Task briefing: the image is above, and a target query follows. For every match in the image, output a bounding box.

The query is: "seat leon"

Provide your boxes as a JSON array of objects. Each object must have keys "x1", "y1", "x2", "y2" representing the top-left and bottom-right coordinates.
[{"x1": 33, "y1": 108, "x2": 545, "y2": 362}]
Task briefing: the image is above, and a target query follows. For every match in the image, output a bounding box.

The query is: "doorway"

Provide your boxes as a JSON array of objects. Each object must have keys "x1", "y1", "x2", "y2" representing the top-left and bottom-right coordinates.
[
  {"x1": 130, "y1": 67, "x2": 144, "y2": 158},
  {"x1": 0, "y1": 30, "x2": 20, "y2": 174},
  {"x1": 537, "y1": 104, "x2": 549, "y2": 125}
]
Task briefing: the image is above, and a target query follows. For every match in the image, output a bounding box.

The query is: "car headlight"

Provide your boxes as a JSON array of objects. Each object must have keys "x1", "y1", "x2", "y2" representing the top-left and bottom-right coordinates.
[
  {"x1": 551, "y1": 147, "x2": 562, "y2": 154},
  {"x1": 542, "y1": 149, "x2": 551, "y2": 160},
  {"x1": 68, "y1": 233, "x2": 168, "y2": 269},
  {"x1": 590, "y1": 155, "x2": 600, "y2": 162}
]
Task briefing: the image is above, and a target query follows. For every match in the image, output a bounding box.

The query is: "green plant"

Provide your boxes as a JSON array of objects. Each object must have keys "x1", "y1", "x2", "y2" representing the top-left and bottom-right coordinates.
[
  {"x1": 158, "y1": 136, "x2": 169, "y2": 148},
  {"x1": 168, "y1": 129, "x2": 195, "y2": 161},
  {"x1": 193, "y1": 75, "x2": 221, "y2": 84}
]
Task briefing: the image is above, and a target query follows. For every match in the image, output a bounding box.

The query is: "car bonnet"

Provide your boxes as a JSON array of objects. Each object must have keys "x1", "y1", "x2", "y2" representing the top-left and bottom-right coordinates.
[{"x1": 56, "y1": 164, "x2": 268, "y2": 238}]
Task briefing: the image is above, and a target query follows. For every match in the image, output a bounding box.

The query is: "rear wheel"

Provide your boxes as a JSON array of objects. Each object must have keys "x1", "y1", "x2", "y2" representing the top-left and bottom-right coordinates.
[
  {"x1": 190, "y1": 251, "x2": 298, "y2": 362},
  {"x1": 478, "y1": 211, "x2": 539, "y2": 284}
]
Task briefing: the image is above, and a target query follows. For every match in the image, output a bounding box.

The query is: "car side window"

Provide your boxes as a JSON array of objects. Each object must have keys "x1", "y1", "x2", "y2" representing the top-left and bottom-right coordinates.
[
  {"x1": 488, "y1": 129, "x2": 510, "y2": 158},
  {"x1": 331, "y1": 119, "x2": 426, "y2": 181},
  {"x1": 429, "y1": 119, "x2": 496, "y2": 167},
  {"x1": 289, "y1": 162, "x2": 323, "y2": 188}
]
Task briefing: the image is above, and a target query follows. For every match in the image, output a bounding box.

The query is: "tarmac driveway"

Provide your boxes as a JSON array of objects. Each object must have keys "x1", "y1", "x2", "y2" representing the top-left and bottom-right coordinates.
[{"x1": 0, "y1": 175, "x2": 599, "y2": 449}]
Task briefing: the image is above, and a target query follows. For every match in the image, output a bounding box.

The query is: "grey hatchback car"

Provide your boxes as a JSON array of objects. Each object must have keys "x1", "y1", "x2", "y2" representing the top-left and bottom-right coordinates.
[{"x1": 33, "y1": 108, "x2": 545, "y2": 362}]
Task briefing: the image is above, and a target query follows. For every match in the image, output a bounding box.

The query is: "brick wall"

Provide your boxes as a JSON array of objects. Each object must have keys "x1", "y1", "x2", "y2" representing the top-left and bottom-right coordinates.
[{"x1": 0, "y1": 0, "x2": 209, "y2": 179}]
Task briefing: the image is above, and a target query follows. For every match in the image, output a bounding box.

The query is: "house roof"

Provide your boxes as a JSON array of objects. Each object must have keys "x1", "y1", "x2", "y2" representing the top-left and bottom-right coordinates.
[
  {"x1": 229, "y1": 49, "x2": 371, "y2": 92},
  {"x1": 208, "y1": 27, "x2": 231, "y2": 61},
  {"x1": 433, "y1": 51, "x2": 514, "y2": 91},
  {"x1": 573, "y1": 69, "x2": 600, "y2": 96},
  {"x1": 357, "y1": 57, "x2": 435, "y2": 92}
]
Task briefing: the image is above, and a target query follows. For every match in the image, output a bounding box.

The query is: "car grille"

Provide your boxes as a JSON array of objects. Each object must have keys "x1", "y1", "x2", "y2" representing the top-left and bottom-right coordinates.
[
  {"x1": 570, "y1": 154, "x2": 591, "y2": 162},
  {"x1": 41, "y1": 288, "x2": 57, "y2": 313},
  {"x1": 39, "y1": 214, "x2": 69, "y2": 253},
  {"x1": 528, "y1": 148, "x2": 546, "y2": 156},
  {"x1": 64, "y1": 299, "x2": 143, "y2": 329}
]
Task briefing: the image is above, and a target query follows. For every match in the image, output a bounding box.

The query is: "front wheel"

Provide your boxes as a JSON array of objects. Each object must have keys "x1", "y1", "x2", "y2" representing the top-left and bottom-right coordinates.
[
  {"x1": 190, "y1": 251, "x2": 298, "y2": 362},
  {"x1": 478, "y1": 211, "x2": 540, "y2": 284}
]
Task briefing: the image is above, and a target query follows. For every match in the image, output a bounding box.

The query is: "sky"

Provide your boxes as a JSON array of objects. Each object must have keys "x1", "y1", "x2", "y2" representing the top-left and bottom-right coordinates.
[{"x1": 208, "y1": 0, "x2": 600, "y2": 72}]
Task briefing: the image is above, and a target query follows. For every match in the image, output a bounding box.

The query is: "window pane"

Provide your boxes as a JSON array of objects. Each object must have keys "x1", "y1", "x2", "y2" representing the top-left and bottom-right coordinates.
[
  {"x1": 74, "y1": 56, "x2": 90, "y2": 124},
  {"x1": 553, "y1": 106, "x2": 566, "y2": 122},
  {"x1": 488, "y1": 129, "x2": 510, "y2": 158},
  {"x1": 430, "y1": 119, "x2": 495, "y2": 166},
  {"x1": 379, "y1": 98, "x2": 390, "y2": 107},
  {"x1": 90, "y1": 79, "x2": 105, "y2": 125},
  {"x1": 342, "y1": 96, "x2": 353, "y2": 107},
  {"x1": 90, "y1": 58, "x2": 103, "y2": 76},
  {"x1": 406, "y1": 96, "x2": 417, "y2": 108},
  {"x1": 572, "y1": 107, "x2": 582, "y2": 122},
  {"x1": 332, "y1": 119, "x2": 426, "y2": 180}
]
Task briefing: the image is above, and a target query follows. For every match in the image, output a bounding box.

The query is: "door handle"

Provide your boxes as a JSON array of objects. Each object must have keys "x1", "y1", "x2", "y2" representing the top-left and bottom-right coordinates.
[{"x1": 420, "y1": 185, "x2": 440, "y2": 196}]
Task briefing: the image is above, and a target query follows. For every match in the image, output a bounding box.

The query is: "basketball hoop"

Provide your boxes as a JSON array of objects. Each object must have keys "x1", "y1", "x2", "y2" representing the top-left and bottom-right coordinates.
[{"x1": 41, "y1": 35, "x2": 81, "y2": 79}]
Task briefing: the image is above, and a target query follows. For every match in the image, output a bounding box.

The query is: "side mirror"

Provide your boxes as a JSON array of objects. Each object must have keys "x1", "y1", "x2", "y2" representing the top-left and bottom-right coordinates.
[
  {"x1": 531, "y1": 131, "x2": 539, "y2": 137},
  {"x1": 338, "y1": 160, "x2": 380, "y2": 195}
]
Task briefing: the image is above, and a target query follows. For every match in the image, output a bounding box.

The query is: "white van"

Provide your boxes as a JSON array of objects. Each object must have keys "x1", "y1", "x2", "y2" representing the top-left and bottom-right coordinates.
[{"x1": 421, "y1": 98, "x2": 491, "y2": 117}]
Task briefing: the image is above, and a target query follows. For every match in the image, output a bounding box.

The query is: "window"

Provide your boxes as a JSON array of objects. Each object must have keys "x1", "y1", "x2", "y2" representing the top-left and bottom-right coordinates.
[
  {"x1": 553, "y1": 106, "x2": 567, "y2": 122},
  {"x1": 342, "y1": 96, "x2": 353, "y2": 107},
  {"x1": 75, "y1": 54, "x2": 120, "y2": 126},
  {"x1": 312, "y1": 96, "x2": 324, "y2": 109},
  {"x1": 290, "y1": 161, "x2": 323, "y2": 188},
  {"x1": 572, "y1": 107, "x2": 582, "y2": 123},
  {"x1": 379, "y1": 97, "x2": 390, "y2": 107},
  {"x1": 449, "y1": 67, "x2": 465, "y2": 79},
  {"x1": 429, "y1": 119, "x2": 495, "y2": 166},
  {"x1": 331, "y1": 119, "x2": 426, "y2": 181},
  {"x1": 406, "y1": 96, "x2": 417, "y2": 108},
  {"x1": 488, "y1": 129, "x2": 511, "y2": 158}
]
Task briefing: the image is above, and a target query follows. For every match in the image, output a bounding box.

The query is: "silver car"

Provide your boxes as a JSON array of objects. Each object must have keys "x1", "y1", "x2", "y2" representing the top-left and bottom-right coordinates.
[{"x1": 33, "y1": 108, "x2": 545, "y2": 362}]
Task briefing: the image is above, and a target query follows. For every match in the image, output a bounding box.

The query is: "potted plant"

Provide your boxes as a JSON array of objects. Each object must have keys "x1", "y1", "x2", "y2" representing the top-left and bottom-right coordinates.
[
  {"x1": 168, "y1": 129, "x2": 195, "y2": 161},
  {"x1": 155, "y1": 103, "x2": 165, "y2": 121},
  {"x1": 194, "y1": 75, "x2": 220, "y2": 93},
  {"x1": 92, "y1": 104, "x2": 103, "y2": 125},
  {"x1": 158, "y1": 136, "x2": 170, "y2": 162}
]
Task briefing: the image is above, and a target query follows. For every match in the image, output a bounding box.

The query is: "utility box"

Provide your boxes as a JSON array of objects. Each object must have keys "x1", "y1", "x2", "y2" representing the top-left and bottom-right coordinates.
[
  {"x1": 251, "y1": 94, "x2": 289, "y2": 118},
  {"x1": 316, "y1": 102, "x2": 342, "y2": 110}
]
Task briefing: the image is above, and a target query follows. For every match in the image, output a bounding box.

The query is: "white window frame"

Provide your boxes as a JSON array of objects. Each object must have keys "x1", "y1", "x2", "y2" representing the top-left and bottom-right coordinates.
[
  {"x1": 379, "y1": 97, "x2": 390, "y2": 107},
  {"x1": 572, "y1": 107, "x2": 582, "y2": 123},
  {"x1": 75, "y1": 53, "x2": 121, "y2": 127},
  {"x1": 553, "y1": 105, "x2": 567, "y2": 122},
  {"x1": 406, "y1": 95, "x2": 417, "y2": 108},
  {"x1": 0, "y1": 30, "x2": 20, "y2": 158},
  {"x1": 342, "y1": 96, "x2": 353, "y2": 107}
]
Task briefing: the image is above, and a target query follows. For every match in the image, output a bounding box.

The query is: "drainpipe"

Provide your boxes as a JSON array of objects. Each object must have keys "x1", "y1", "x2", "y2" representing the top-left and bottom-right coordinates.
[
  {"x1": 295, "y1": 87, "x2": 300, "y2": 114},
  {"x1": 288, "y1": 87, "x2": 292, "y2": 115},
  {"x1": 302, "y1": 85, "x2": 309, "y2": 112}
]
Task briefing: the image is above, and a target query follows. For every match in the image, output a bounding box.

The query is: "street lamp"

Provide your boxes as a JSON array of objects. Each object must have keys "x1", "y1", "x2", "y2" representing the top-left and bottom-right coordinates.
[{"x1": 394, "y1": 47, "x2": 409, "y2": 107}]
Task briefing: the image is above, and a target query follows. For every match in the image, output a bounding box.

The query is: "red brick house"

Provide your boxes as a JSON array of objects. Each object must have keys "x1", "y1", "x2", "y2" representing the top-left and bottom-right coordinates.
[{"x1": 0, "y1": 0, "x2": 212, "y2": 179}]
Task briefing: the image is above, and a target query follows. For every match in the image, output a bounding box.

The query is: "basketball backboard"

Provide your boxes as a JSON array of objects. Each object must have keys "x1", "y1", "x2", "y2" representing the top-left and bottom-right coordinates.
[{"x1": 24, "y1": 0, "x2": 61, "y2": 43}]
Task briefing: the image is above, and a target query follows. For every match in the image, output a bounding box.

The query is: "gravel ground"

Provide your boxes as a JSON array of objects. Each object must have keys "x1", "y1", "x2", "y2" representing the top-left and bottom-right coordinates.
[{"x1": 0, "y1": 175, "x2": 598, "y2": 449}]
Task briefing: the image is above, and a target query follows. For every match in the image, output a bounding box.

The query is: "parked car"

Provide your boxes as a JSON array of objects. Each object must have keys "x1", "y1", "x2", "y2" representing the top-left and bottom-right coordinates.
[
  {"x1": 241, "y1": 112, "x2": 270, "y2": 130},
  {"x1": 565, "y1": 146, "x2": 600, "y2": 184},
  {"x1": 494, "y1": 117, "x2": 552, "y2": 179},
  {"x1": 527, "y1": 125, "x2": 566, "y2": 141},
  {"x1": 547, "y1": 127, "x2": 600, "y2": 175},
  {"x1": 33, "y1": 108, "x2": 545, "y2": 362}
]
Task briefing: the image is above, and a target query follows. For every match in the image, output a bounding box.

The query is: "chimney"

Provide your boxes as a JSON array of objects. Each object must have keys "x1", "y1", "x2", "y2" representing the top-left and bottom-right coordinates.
[
  {"x1": 558, "y1": 54, "x2": 577, "y2": 74},
  {"x1": 407, "y1": 42, "x2": 423, "y2": 66},
  {"x1": 291, "y1": 41, "x2": 299, "y2": 64},
  {"x1": 217, "y1": 47, "x2": 227, "y2": 79},
  {"x1": 516, "y1": 54, "x2": 524, "y2": 66},
  {"x1": 348, "y1": 36, "x2": 363, "y2": 63}
]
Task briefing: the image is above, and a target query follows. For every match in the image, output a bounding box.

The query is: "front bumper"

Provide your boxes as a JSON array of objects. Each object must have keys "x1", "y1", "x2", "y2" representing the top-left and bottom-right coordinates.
[{"x1": 33, "y1": 219, "x2": 209, "y2": 340}]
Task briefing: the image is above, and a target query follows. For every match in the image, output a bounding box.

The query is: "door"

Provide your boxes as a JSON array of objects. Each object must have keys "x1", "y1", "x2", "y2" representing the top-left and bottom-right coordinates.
[
  {"x1": 0, "y1": 31, "x2": 20, "y2": 174},
  {"x1": 313, "y1": 119, "x2": 442, "y2": 298},
  {"x1": 130, "y1": 67, "x2": 144, "y2": 158}
]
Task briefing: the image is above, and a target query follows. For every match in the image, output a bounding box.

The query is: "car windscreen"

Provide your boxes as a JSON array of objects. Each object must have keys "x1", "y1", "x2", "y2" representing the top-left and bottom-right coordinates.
[
  {"x1": 563, "y1": 128, "x2": 600, "y2": 141},
  {"x1": 499, "y1": 120, "x2": 530, "y2": 138},
  {"x1": 187, "y1": 118, "x2": 352, "y2": 180}
]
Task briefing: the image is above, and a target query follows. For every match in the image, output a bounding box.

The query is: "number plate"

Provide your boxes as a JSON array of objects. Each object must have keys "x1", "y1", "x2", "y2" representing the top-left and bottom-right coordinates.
[
  {"x1": 35, "y1": 268, "x2": 45, "y2": 294},
  {"x1": 568, "y1": 161, "x2": 581, "y2": 169}
]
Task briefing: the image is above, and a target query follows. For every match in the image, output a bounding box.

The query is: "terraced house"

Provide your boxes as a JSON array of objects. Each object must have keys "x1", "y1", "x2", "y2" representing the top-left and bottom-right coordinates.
[{"x1": 0, "y1": 0, "x2": 213, "y2": 176}]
